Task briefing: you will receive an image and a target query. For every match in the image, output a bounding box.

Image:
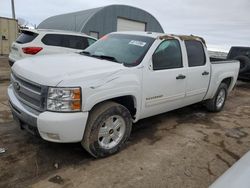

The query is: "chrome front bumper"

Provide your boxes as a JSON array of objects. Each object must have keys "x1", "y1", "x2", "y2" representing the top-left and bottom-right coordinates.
[
  {"x1": 8, "y1": 85, "x2": 40, "y2": 134},
  {"x1": 8, "y1": 84, "x2": 88, "y2": 142}
]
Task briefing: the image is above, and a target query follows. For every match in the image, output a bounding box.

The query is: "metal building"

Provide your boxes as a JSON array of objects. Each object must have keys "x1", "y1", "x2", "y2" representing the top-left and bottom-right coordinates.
[
  {"x1": 0, "y1": 17, "x2": 18, "y2": 55},
  {"x1": 38, "y1": 5, "x2": 164, "y2": 38}
]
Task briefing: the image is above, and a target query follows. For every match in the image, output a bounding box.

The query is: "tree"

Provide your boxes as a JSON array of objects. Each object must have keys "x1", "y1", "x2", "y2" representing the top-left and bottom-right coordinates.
[{"x1": 17, "y1": 17, "x2": 28, "y2": 26}]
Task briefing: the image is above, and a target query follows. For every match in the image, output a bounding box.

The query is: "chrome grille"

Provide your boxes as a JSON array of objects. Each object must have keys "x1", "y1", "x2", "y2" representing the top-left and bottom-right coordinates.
[{"x1": 11, "y1": 72, "x2": 46, "y2": 111}]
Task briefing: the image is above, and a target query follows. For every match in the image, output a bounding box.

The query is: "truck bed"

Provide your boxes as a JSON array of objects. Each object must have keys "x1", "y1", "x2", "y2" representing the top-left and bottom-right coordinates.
[
  {"x1": 204, "y1": 59, "x2": 239, "y2": 100},
  {"x1": 210, "y1": 57, "x2": 238, "y2": 64}
]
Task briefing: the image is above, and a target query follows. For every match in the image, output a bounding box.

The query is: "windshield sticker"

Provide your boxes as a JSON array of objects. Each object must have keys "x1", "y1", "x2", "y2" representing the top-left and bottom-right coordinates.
[{"x1": 129, "y1": 40, "x2": 146, "y2": 47}]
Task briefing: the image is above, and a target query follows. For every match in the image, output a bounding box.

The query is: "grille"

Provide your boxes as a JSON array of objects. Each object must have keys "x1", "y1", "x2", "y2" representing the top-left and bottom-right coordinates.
[{"x1": 11, "y1": 72, "x2": 46, "y2": 111}]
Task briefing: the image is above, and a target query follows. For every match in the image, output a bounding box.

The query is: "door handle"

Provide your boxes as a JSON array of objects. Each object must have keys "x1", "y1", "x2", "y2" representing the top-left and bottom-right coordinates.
[
  {"x1": 202, "y1": 71, "x2": 209, "y2": 76},
  {"x1": 176, "y1": 74, "x2": 186, "y2": 80}
]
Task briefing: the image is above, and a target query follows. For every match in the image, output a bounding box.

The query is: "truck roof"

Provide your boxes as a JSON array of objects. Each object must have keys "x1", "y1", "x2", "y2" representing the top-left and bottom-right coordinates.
[{"x1": 113, "y1": 31, "x2": 206, "y2": 46}]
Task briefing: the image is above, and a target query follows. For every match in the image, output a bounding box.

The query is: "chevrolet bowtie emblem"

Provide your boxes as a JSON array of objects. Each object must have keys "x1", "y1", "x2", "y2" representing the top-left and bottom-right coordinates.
[{"x1": 14, "y1": 82, "x2": 20, "y2": 91}]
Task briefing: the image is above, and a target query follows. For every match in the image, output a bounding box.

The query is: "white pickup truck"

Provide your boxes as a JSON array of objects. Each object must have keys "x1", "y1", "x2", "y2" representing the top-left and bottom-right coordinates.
[{"x1": 8, "y1": 32, "x2": 239, "y2": 158}]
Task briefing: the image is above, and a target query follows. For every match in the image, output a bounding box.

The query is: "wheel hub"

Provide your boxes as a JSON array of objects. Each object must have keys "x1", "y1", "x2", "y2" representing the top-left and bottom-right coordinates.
[
  {"x1": 216, "y1": 89, "x2": 226, "y2": 109},
  {"x1": 98, "y1": 115, "x2": 126, "y2": 149},
  {"x1": 109, "y1": 129, "x2": 114, "y2": 135}
]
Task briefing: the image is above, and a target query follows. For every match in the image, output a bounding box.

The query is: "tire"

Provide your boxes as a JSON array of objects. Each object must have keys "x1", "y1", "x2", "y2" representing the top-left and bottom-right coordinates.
[
  {"x1": 205, "y1": 83, "x2": 228, "y2": 112},
  {"x1": 81, "y1": 101, "x2": 132, "y2": 158},
  {"x1": 234, "y1": 55, "x2": 250, "y2": 74}
]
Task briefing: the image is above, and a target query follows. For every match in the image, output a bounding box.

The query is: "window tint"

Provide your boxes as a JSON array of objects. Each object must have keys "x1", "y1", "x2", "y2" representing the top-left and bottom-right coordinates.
[
  {"x1": 16, "y1": 31, "x2": 38, "y2": 44},
  {"x1": 87, "y1": 38, "x2": 96, "y2": 46},
  {"x1": 185, "y1": 40, "x2": 206, "y2": 67},
  {"x1": 153, "y1": 40, "x2": 182, "y2": 70},
  {"x1": 42, "y1": 34, "x2": 89, "y2": 50},
  {"x1": 42, "y1": 34, "x2": 61, "y2": 46}
]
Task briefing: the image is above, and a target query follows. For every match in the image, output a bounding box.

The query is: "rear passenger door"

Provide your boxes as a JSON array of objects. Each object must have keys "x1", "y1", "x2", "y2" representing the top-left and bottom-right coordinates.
[{"x1": 185, "y1": 40, "x2": 210, "y2": 104}]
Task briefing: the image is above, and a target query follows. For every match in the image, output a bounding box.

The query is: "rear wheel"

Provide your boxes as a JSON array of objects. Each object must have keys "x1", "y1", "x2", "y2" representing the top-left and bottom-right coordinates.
[
  {"x1": 81, "y1": 101, "x2": 132, "y2": 158},
  {"x1": 205, "y1": 83, "x2": 228, "y2": 112}
]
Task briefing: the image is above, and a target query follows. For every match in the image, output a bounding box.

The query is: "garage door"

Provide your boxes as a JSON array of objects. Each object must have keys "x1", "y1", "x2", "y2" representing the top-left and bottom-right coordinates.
[{"x1": 117, "y1": 18, "x2": 146, "y2": 32}]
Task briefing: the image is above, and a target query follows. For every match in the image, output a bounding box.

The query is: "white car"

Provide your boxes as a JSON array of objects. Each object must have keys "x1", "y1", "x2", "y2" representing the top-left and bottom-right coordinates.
[
  {"x1": 8, "y1": 29, "x2": 97, "y2": 66},
  {"x1": 8, "y1": 32, "x2": 239, "y2": 158}
]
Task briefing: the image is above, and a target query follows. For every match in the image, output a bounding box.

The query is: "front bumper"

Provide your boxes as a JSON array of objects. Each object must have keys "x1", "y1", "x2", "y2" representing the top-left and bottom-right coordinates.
[
  {"x1": 8, "y1": 85, "x2": 89, "y2": 143},
  {"x1": 8, "y1": 55, "x2": 17, "y2": 67}
]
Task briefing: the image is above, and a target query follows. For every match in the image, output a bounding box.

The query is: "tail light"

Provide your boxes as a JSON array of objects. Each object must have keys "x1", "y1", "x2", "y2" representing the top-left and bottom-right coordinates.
[{"x1": 22, "y1": 47, "x2": 43, "y2": 55}]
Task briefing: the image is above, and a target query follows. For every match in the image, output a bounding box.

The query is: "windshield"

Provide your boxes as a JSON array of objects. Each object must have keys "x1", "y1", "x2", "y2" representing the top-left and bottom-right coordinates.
[{"x1": 82, "y1": 34, "x2": 155, "y2": 66}]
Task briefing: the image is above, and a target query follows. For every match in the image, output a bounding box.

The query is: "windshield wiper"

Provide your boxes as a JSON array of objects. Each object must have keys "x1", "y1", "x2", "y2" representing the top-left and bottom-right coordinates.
[
  {"x1": 92, "y1": 55, "x2": 121, "y2": 64},
  {"x1": 80, "y1": 52, "x2": 122, "y2": 64},
  {"x1": 79, "y1": 51, "x2": 91, "y2": 56}
]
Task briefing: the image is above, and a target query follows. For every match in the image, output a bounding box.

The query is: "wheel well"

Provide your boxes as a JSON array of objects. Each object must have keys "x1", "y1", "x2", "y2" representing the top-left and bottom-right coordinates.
[
  {"x1": 110, "y1": 96, "x2": 136, "y2": 118},
  {"x1": 221, "y1": 77, "x2": 232, "y2": 88},
  {"x1": 92, "y1": 96, "x2": 137, "y2": 119}
]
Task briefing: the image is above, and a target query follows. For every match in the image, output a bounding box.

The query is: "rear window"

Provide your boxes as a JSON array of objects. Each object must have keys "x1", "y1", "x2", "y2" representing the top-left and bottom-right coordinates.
[
  {"x1": 16, "y1": 31, "x2": 38, "y2": 44},
  {"x1": 42, "y1": 34, "x2": 91, "y2": 50}
]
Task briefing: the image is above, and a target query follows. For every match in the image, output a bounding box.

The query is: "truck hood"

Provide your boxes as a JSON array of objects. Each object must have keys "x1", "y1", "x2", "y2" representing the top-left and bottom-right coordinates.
[{"x1": 12, "y1": 53, "x2": 125, "y2": 86}]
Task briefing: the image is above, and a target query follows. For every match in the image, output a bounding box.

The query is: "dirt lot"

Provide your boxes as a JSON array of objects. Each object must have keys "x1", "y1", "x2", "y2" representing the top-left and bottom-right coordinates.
[{"x1": 0, "y1": 56, "x2": 250, "y2": 188}]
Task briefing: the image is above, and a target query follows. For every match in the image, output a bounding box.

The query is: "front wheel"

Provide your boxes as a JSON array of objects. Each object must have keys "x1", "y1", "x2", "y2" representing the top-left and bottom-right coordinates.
[
  {"x1": 205, "y1": 83, "x2": 228, "y2": 112},
  {"x1": 81, "y1": 102, "x2": 132, "y2": 158}
]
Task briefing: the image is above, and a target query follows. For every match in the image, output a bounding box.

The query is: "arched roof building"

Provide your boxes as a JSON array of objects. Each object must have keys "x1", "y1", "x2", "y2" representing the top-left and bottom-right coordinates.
[{"x1": 38, "y1": 5, "x2": 164, "y2": 38}]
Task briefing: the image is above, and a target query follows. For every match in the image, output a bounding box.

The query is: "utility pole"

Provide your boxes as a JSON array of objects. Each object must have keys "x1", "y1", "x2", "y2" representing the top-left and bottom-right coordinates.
[{"x1": 11, "y1": 0, "x2": 16, "y2": 19}]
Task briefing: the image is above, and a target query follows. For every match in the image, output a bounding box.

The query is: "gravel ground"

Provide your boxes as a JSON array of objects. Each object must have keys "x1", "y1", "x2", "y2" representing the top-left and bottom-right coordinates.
[{"x1": 0, "y1": 56, "x2": 250, "y2": 188}]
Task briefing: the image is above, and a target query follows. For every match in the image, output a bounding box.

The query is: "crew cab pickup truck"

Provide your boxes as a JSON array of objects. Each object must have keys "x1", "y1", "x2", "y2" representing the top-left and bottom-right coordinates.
[{"x1": 8, "y1": 32, "x2": 239, "y2": 158}]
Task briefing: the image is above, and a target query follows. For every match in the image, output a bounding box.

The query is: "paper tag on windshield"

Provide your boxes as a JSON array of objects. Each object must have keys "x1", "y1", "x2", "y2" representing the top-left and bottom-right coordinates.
[{"x1": 129, "y1": 40, "x2": 146, "y2": 47}]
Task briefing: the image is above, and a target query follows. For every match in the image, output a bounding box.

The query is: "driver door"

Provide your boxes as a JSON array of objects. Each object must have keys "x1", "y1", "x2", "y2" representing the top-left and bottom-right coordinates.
[{"x1": 141, "y1": 39, "x2": 187, "y2": 119}]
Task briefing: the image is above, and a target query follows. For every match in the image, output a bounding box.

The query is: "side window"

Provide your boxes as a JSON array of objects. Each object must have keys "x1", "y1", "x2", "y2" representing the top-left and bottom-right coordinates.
[
  {"x1": 63, "y1": 35, "x2": 88, "y2": 50},
  {"x1": 41, "y1": 34, "x2": 62, "y2": 46},
  {"x1": 153, "y1": 40, "x2": 183, "y2": 70},
  {"x1": 42, "y1": 34, "x2": 89, "y2": 50},
  {"x1": 185, "y1": 40, "x2": 206, "y2": 67},
  {"x1": 87, "y1": 38, "x2": 96, "y2": 46}
]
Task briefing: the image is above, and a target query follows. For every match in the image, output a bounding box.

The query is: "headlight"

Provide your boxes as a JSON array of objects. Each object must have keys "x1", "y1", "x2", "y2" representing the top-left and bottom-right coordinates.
[{"x1": 47, "y1": 87, "x2": 81, "y2": 112}]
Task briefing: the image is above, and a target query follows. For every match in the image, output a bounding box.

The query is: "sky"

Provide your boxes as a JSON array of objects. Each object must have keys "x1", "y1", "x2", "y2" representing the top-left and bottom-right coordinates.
[{"x1": 1, "y1": 0, "x2": 250, "y2": 52}]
